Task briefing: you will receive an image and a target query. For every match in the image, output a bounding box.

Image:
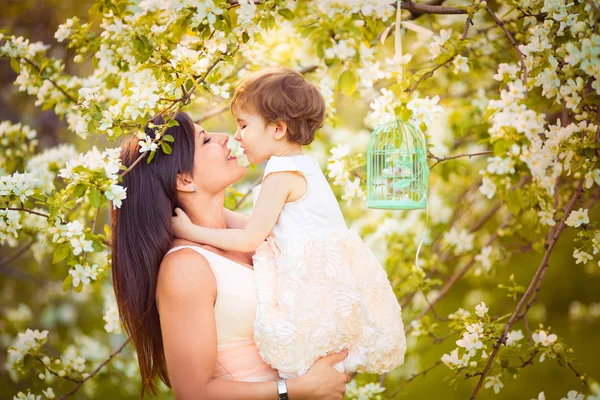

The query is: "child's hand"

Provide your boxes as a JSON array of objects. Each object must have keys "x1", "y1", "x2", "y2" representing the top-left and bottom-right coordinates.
[{"x1": 171, "y1": 207, "x2": 194, "y2": 239}]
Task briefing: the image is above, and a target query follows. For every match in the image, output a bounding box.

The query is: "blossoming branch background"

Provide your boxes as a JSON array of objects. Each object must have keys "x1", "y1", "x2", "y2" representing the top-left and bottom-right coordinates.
[{"x1": 1, "y1": 0, "x2": 600, "y2": 399}]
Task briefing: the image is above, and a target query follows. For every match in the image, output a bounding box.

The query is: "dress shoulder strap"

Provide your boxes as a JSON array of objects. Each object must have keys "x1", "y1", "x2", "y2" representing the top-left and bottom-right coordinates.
[
  {"x1": 164, "y1": 245, "x2": 207, "y2": 257},
  {"x1": 263, "y1": 156, "x2": 305, "y2": 182}
]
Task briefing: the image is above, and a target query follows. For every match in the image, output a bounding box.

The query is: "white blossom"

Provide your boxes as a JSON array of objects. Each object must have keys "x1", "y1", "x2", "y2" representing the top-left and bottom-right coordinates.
[
  {"x1": 475, "y1": 302, "x2": 489, "y2": 318},
  {"x1": 565, "y1": 208, "x2": 589, "y2": 228},
  {"x1": 532, "y1": 330, "x2": 557, "y2": 347},
  {"x1": 484, "y1": 375, "x2": 504, "y2": 394}
]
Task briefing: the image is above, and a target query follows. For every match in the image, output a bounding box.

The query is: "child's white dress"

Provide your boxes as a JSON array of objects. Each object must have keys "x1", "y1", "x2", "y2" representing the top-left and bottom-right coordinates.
[{"x1": 252, "y1": 155, "x2": 406, "y2": 379}]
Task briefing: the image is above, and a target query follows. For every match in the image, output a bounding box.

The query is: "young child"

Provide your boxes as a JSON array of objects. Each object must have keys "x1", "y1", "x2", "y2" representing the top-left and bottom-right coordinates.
[{"x1": 171, "y1": 67, "x2": 406, "y2": 378}]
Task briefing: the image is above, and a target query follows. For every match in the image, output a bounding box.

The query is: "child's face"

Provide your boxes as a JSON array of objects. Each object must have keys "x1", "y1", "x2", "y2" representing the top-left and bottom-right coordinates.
[{"x1": 233, "y1": 107, "x2": 276, "y2": 165}]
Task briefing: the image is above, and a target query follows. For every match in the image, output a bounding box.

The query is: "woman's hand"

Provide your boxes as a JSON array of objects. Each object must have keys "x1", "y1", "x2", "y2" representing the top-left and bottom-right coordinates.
[
  {"x1": 287, "y1": 350, "x2": 351, "y2": 400},
  {"x1": 171, "y1": 207, "x2": 194, "y2": 239}
]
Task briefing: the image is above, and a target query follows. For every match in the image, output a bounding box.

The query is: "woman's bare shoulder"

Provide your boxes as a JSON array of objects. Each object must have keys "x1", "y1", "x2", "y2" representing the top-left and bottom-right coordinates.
[{"x1": 157, "y1": 248, "x2": 216, "y2": 307}]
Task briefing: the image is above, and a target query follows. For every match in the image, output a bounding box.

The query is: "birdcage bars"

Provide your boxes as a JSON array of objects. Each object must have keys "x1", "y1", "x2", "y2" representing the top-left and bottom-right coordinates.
[{"x1": 367, "y1": 119, "x2": 429, "y2": 210}]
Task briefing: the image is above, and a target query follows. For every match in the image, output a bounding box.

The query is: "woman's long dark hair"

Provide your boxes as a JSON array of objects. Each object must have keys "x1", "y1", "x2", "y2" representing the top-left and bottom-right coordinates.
[{"x1": 111, "y1": 112, "x2": 196, "y2": 398}]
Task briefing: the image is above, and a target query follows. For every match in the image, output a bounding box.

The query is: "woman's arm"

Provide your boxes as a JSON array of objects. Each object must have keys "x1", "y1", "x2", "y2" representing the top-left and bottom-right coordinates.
[
  {"x1": 172, "y1": 172, "x2": 304, "y2": 253},
  {"x1": 157, "y1": 250, "x2": 350, "y2": 400}
]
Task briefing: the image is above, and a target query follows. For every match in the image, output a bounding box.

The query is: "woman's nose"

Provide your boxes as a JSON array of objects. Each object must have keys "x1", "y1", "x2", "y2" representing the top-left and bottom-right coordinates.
[{"x1": 214, "y1": 132, "x2": 229, "y2": 147}]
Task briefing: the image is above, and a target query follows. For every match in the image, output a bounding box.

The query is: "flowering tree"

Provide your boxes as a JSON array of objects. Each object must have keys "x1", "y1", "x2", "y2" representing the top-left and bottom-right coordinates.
[{"x1": 1, "y1": 0, "x2": 599, "y2": 399}]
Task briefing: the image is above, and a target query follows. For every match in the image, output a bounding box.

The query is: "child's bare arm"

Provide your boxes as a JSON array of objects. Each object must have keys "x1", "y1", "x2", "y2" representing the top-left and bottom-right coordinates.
[
  {"x1": 223, "y1": 208, "x2": 249, "y2": 229},
  {"x1": 172, "y1": 172, "x2": 304, "y2": 252}
]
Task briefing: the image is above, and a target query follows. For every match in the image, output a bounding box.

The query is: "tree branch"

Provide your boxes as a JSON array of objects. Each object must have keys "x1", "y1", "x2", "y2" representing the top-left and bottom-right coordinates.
[
  {"x1": 398, "y1": 1, "x2": 468, "y2": 17},
  {"x1": 469, "y1": 179, "x2": 585, "y2": 399}
]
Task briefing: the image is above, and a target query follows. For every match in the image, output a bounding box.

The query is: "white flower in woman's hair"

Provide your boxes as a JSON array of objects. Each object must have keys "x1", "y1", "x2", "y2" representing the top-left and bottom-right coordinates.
[
  {"x1": 565, "y1": 208, "x2": 589, "y2": 228},
  {"x1": 532, "y1": 330, "x2": 557, "y2": 347},
  {"x1": 139, "y1": 138, "x2": 157, "y2": 153}
]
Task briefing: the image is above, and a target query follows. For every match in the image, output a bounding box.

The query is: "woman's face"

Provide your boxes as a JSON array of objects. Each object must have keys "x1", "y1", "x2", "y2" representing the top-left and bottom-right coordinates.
[{"x1": 191, "y1": 123, "x2": 247, "y2": 193}]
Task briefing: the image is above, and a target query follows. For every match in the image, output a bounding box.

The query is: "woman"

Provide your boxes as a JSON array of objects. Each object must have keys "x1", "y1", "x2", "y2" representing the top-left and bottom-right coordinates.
[{"x1": 111, "y1": 111, "x2": 350, "y2": 399}]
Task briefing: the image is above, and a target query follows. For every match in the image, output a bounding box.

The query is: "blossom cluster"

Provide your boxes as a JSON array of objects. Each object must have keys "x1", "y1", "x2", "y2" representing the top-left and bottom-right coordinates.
[
  {"x1": 344, "y1": 380, "x2": 386, "y2": 400},
  {"x1": 326, "y1": 145, "x2": 366, "y2": 204},
  {"x1": 7, "y1": 329, "x2": 49, "y2": 371},
  {"x1": 0, "y1": 121, "x2": 38, "y2": 175},
  {"x1": 58, "y1": 147, "x2": 126, "y2": 209}
]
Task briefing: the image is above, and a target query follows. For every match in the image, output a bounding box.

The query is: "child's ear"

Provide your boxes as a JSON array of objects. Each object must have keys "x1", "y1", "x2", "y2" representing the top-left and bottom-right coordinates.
[
  {"x1": 175, "y1": 173, "x2": 195, "y2": 194},
  {"x1": 272, "y1": 121, "x2": 288, "y2": 141}
]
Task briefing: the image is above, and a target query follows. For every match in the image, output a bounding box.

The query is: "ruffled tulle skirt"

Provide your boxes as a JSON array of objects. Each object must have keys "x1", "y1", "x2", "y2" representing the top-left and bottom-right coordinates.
[{"x1": 252, "y1": 230, "x2": 406, "y2": 379}]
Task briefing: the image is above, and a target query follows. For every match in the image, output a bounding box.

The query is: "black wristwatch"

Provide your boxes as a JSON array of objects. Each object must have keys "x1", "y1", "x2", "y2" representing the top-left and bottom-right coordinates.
[{"x1": 277, "y1": 379, "x2": 288, "y2": 400}]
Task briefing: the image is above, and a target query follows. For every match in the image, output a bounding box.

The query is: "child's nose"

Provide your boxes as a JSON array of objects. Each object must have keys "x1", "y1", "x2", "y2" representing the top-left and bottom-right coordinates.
[{"x1": 233, "y1": 130, "x2": 241, "y2": 142}]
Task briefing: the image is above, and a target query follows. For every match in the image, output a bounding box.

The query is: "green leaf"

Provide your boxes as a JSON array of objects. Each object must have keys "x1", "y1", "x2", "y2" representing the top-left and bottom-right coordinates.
[
  {"x1": 89, "y1": 186, "x2": 102, "y2": 208},
  {"x1": 72, "y1": 184, "x2": 87, "y2": 198},
  {"x1": 161, "y1": 143, "x2": 172, "y2": 154},
  {"x1": 493, "y1": 139, "x2": 512, "y2": 156},
  {"x1": 62, "y1": 274, "x2": 73, "y2": 292},
  {"x1": 104, "y1": 224, "x2": 111, "y2": 237},
  {"x1": 147, "y1": 150, "x2": 156, "y2": 164},
  {"x1": 163, "y1": 134, "x2": 175, "y2": 142},
  {"x1": 10, "y1": 58, "x2": 20, "y2": 73},
  {"x1": 338, "y1": 69, "x2": 356, "y2": 97},
  {"x1": 91, "y1": 238, "x2": 104, "y2": 252},
  {"x1": 53, "y1": 244, "x2": 71, "y2": 264},
  {"x1": 482, "y1": 108, "x2": 497, "y2": 122},
  {"x1": 166, "y1": 120, "x2": 179, "y2": 128},
  {"x1": 316, "y1": 42, "x2": 324, "y2": 59},
  {"x1": 277, "y1": 8, "x2": 294, "y2": 20},
  {"x1": 506, "y1": 190, "x2": 521, "y2": 215},
  {"x1": 74, "y1": 283, "x2": 83, "y2": 293},
  {"x1": 191, "y1": 77, "x2": 203, "y2": 92}
]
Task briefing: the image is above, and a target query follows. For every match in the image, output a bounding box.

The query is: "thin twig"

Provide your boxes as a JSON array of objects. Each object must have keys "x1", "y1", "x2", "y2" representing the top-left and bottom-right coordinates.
[
  {"x1": 388, "y1": 361, "x2": 444, "y2": 398},
  {"x1": 234, "y1": 176, "x2": 263, "y2": 210},
  {"x1": 409, "y1": 57, "x2": 455, "y2": 93},
  {"x1": 462, "y1": 16, "x2": 473, "y2": 40},
  {"x1": 21, "y1": 57, "x2": 78, "y2": 103},
  {"x1": 428, "y1": 150, "x2": 494, "y2": 169},
  {"x1": 4, "y1": 207, "x2": 50, "y2": 218},
  {"x1": 0, "y1": 239, "x2": 36, "y2": 269},
  {"x1": 120, "y1": 153, "x2": 147, "y2": 177},
  {"x1": 58, "y1": 339, "x2": 130, "y2": 400},
  {"x1": 484, "y1": 4, "x2": 528, "y2": 99}
]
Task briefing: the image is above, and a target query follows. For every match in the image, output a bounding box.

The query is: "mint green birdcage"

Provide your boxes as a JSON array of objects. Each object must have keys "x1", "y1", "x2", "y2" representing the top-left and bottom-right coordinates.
[{"x1": 367, "y1": 119, "x2": 429, "y2": 210}]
